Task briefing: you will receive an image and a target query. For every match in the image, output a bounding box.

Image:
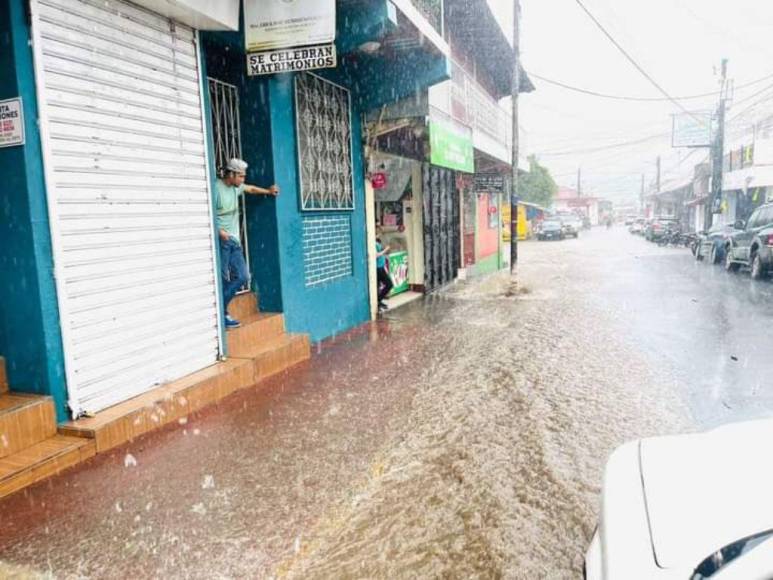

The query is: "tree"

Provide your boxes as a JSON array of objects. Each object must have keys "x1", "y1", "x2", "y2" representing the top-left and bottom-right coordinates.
[{"x1": 518, "y1": 156, "x2": 557, "y2": 208}]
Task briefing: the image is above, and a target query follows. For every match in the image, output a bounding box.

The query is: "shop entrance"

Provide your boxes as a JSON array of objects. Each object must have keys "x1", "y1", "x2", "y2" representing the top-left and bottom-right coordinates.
[
  {"x1": 423, "y1": 164, "x2": 460, "y2": 292},
  {"x1": 207, "y1": 78, "x2": 250, "y2": 293}
]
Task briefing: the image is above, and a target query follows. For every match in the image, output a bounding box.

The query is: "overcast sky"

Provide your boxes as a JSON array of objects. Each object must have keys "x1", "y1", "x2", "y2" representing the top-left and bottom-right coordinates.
[{"x1": 486, "y1": 0, "x2": 773, "y2": 205}]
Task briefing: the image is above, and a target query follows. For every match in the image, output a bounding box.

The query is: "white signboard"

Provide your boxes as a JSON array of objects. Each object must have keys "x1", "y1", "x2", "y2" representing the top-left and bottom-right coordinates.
[
  {"x1": 244, "y1": 0, "x2": 336, "y2": 53},
  {"x1": 672, "y1": 111, "x2": 713, "y2": 148},
  {"x1": 0, "y1": 97, "x2": 24, "y2": 148},
  {"x1": 247, "y1": 44, "x2": 336, "y2": 76}
]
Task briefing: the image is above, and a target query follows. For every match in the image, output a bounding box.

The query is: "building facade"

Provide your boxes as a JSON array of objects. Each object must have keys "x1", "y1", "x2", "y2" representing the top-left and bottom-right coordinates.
[{"x1": 0, "y1": 0, "x2": 451, "y2": 423}]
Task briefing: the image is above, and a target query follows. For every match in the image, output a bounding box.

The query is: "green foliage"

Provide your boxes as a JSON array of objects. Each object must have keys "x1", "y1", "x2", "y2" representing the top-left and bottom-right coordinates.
[{"x1": 519, "y1": 156, "x2": 557, "y2": 207}]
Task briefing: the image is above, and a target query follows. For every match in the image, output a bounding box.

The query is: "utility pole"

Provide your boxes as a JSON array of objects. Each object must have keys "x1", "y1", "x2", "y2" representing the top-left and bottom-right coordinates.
[
  {"x1": 577, "y1": 167, "x2": 582, "y2": 195},
  {"x1": 640, "y1": 173, "x2": 645, "y2": 213},
  {"x1": 509, "y1": 0, "x2": 521, "y2": 273},
  {"x1": 707, "y1": 58, "x2": 728, "y2": 230},
  {"x1": 656, "y1": 156, "x2": 661, "y2": 192}
]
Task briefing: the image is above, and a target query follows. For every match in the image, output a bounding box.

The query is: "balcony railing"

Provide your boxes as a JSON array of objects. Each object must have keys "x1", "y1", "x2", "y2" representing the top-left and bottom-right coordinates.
[{"x1": 410, "y1": 0, "x2": 442, "y2": 36}]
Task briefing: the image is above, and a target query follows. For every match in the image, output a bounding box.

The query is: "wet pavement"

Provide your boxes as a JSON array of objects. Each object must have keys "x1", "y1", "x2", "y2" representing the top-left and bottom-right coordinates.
[{"x1": 2, "y1": 226, "x2": 772, "y2": 578}]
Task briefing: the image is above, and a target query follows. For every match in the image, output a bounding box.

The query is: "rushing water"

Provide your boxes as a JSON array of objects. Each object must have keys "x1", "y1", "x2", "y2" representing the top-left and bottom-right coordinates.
[
  {"x1": 0, "y1": 231, "x2": 694, "y2": 579},
  {"x1": 281, "y1": 239, "x2": 692, "y2": 579}
]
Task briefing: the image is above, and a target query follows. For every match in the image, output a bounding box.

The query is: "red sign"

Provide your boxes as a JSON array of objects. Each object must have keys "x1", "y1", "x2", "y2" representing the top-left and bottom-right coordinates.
[
  {"x1": 488, "y1": 205, "x2": 498, "y2": 214},
  {"x1": 371, "y1": 172, "x2": 387, "y2": 189}
]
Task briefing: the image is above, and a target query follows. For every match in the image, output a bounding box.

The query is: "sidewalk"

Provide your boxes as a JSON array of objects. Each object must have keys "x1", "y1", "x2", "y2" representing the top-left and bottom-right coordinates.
[{"x1": 0, "y1": 309, "x2": 431, "y2": 579}]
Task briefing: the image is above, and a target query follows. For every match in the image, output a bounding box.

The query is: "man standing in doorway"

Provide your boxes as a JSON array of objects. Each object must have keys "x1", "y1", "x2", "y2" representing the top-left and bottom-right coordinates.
[{"x1": 216, "y1": 158, "x2": 279, "y2": 329}]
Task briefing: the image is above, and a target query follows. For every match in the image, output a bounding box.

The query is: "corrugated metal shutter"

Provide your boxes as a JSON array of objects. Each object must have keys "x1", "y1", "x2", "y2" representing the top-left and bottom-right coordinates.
[{"x1": 30, "y1": 0, "x2": 223, "y2": 416}]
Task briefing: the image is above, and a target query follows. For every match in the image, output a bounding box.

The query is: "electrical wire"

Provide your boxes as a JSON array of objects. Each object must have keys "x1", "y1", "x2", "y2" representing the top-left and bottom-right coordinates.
[
  {"x1": 573, "y1": 0, "x2": 709, "y2": 126},
  {"x1": 528, "y1": 71, "x2": 773, "y2": 102},
  {"x1": 538, "y1": 130, "x2": 670, "y2": 157}
]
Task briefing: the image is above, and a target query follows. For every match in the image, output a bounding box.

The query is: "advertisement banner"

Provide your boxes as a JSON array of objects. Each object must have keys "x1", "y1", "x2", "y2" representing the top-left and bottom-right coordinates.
[
  {"x1": 429, "y1": 116, "x2": 474, "y2": 173},
  {"x1": 244, "y1": 0, "x2": 336, "y2": 53},
  {"x1": 0, "y1": 98, "x2": 24, "y2": 148},
  {"x1": 501, "y1": 203, "x2": 511, "y2": 242},
  {"x1": 387, "y1": 251, "x2": 409, "y2": 296}
]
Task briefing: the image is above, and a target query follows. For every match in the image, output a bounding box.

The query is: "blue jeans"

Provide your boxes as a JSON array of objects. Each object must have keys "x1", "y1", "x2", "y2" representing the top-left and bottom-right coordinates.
[{"x1": 220, "y1": 238, "x2": 249, "y2": 317}]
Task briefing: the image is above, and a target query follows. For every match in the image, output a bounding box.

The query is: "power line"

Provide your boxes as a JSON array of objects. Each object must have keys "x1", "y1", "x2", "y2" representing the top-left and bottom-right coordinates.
[
  {"x1": 573, "y1": 0, "x2": 708, "y2": 126},
  {"x1": 528, "y1": 71, "x2": 773, "y2": 103},
  {"x1": 539, "y1": 130, "x2": 670, "y2": 157}
]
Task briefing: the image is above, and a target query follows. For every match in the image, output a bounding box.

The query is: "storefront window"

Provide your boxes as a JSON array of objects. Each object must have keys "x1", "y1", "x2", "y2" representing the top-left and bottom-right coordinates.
[{"x1": 295, "y1": 73, "x2": 354, "y2": 211}]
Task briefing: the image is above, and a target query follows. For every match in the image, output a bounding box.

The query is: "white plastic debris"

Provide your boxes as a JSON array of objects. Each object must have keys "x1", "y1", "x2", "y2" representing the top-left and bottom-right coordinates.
[
  {"x1": 124, "y1": 453, "x2": 138, "y2": 468},
  {"x1": 191, "y1": 502, "x2": 207, "y2": 515},
  {"x1": 201, "y1": 475, "x2": 215, "y2": 490}
]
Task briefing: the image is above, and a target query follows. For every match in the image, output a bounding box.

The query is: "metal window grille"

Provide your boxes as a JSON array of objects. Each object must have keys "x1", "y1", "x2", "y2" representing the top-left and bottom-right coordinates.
[
  {"x1": 295, "y1": 73, "x2": 354, "y2": 211},
  {"x1": 208, "y1": 78, "x2": 250, "y2": 291}
]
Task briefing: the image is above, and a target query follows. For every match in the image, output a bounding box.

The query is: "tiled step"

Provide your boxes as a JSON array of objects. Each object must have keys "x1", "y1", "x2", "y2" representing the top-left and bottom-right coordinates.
[
  {"x1": 0, "y1": 357, "x2": 7, "y2": 395},
  {"x1": 227, "y1": 313, "x2": 285, "y2": 358},
  {"x1": 233, "y1": 333, "x2": 311, "y2": 382},
  {"x1": 59, "y1": 358, "x2": 255, "y2": 453},
  {"x1": 0, "y1": 435, "x2": 95, "y2": 499},
  {"x1": 228, "y1": 292, "x2": 258, "y2": 321},
  {"x1": 0, "y1": 394, "x2": 56, "y2": 459}
]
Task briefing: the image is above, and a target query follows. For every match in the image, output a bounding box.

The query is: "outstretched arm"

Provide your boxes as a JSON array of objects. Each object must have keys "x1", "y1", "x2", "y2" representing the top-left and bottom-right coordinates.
[{"x1": 244, "y1": 184, "x2": 279, "y2": 196}]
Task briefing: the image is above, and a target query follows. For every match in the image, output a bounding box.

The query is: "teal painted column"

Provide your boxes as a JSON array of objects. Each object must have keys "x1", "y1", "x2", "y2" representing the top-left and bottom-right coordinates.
[{"x1": 0, "y1": 0, "x2": 68, "y2": 420}]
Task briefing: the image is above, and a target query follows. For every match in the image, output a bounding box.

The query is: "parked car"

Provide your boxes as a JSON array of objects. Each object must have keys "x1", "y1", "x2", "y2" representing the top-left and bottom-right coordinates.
[
  {"x1": 723, "y1": 203, "x2": 773, "y2": 279},
  {"x1": 585, "y1": 418, "x2": 773, "y2": 580},
  {"x1": 645, "y1": 217, "x2": 679, "y2": 242},
  {"x1": 624, "y1": 214, "x2": 637, "y2": 226},
  {"x1": 537, "y1": 219, "x2": 564, "y2": 241},
  {"x1": 629, "y1": 218, "x2": 646, "y2": 235},
  {"x1": 695, "y1": 222, "x2": 742, "y2": 264},
  {"x1": 562, "y1": 216, "x2": 583, "y2": 238}
]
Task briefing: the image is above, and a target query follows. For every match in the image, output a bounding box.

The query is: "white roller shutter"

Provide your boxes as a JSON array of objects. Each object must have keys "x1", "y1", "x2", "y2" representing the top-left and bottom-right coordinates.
[{"x1": 30, "y1": 0, "x2": 223, "y2": 416}]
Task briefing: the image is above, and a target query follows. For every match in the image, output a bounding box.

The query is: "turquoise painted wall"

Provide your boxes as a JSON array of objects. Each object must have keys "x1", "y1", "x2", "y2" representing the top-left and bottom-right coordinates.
[
  {"x1": 268, "y1": 75, "x2": 370, "y2": 342},
  {"x1": 0, "y1": 0, "x2": 68, "y2": 420}
]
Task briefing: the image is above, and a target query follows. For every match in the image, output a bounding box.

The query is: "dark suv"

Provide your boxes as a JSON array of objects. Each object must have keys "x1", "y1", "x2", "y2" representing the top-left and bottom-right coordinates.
[{"x1": 724, "y1": 203, "x2": 773, "y2": 279}]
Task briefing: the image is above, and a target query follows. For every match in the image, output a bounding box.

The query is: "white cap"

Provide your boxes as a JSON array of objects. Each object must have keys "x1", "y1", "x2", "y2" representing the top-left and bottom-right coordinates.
[{"x1": 226, "y1": 158, "x2": 248, "y2": 174}]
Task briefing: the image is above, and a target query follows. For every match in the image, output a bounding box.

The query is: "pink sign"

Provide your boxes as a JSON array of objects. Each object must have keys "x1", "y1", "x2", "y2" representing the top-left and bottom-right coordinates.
[{"x1": 371, "y1": 172, "x2": 387, "y2": 189}]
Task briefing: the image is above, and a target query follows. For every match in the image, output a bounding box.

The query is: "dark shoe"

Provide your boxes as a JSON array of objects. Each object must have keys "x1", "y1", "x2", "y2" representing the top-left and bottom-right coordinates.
[
  {"x1": 225, "y1": 315, "x2": 241, "y2": 329},
  {"x1": 378, "y1": 301, "x2": 388, "y2": 311}
]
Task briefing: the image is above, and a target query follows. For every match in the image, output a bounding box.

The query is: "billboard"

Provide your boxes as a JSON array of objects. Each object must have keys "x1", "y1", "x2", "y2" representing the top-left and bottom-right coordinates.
[
  {"x1": 429, "y1": 114, "x2": 474, "y2": 173},
  {"x1": 672, "y1": 112, "x2": 713, "y2": 148}
]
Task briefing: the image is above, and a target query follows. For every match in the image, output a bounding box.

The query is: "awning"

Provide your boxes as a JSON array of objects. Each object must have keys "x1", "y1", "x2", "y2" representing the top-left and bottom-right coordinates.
[
  {"x1": 374, "y1": 156, "x2": 414, "y2": 202},
  {"x1": 686, "y1": 195, "x2": 708, "y2": 208}
]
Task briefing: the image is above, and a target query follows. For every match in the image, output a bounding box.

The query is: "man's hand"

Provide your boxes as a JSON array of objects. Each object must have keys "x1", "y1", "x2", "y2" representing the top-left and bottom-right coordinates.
[
  {"x1": 219, "y1": 229, "x2": 230, "y2": 242},
  {"x1": 268, "y1": 185, "x2": 279, "y2": 196}
]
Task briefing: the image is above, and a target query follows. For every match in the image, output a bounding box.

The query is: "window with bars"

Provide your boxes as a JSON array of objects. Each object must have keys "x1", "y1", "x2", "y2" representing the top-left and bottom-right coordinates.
[{"x1": 295, "y1": 73, "x2": 354, "y2": 211}]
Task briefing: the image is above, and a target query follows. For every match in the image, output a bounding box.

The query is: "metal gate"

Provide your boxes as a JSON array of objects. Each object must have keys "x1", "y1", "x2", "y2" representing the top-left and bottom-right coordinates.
[
  {"x1": 422, "y1": 164, "x2": 461, "y2": 291},
  {"x1": 30, "y1": 0, "x2": 223, "y2": 416},
  {"x1": 207, "y1": 78, "x2": 250, "y2": 289}
]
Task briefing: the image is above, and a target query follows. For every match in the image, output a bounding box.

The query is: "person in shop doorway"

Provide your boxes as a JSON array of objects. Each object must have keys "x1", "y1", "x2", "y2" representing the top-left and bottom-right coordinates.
[
  {"x1": 216, "y1": 158, "x2": 279, "y2": 329},
  {"x1": 375, "y1": 226, "x2": 393, "y2": 312}
]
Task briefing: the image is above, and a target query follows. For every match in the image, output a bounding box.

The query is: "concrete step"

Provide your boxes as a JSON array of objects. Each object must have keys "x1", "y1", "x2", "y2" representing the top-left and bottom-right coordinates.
[
  {"x1": 0, "y1": 357, "x2": 7, "y2": 395},
  {"x1": 226, "y1": 313, "x2": 285, "y2": 358},
  {"x1": 0, "y1": 394, "x2": 56, "y2": 460},
  {"x1": 59, "y1": 358, "x2": 255, "y2": 453},
  {"x1": 0, "y1": 435, "x2": 95, "y2": 499},
  {"x1": 228, "y1": 292, "x2": 258, "y2": 321},
  {"x1": 232, "y1": 333, "x2": 311, "y2": 382}
]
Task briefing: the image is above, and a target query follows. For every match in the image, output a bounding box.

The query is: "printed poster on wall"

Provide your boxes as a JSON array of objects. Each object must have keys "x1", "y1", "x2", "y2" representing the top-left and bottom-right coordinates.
[
  {"x1": 0, "y1": 98, "x2": 24, "y2": 148},
  {"x1": 244, "y1": 0, "x2": 336, "y2": 53}
]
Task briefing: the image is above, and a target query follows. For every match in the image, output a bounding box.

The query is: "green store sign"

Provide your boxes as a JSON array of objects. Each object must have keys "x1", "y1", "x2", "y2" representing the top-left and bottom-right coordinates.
[{"x1": 429, "y1": 118, "x2": 474, "y2": 173}]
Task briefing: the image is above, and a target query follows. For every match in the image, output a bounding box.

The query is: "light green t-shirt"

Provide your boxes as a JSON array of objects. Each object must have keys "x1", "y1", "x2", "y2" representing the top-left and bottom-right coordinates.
[{"x1": 215, "y1": 179, "x2": 244, "y2": 241}]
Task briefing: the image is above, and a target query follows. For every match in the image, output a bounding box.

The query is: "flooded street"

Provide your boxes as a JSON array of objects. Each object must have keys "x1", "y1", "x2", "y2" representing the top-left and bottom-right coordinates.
[{"x1": 8, "y1": 226, "x2": 771, "y2": 578}]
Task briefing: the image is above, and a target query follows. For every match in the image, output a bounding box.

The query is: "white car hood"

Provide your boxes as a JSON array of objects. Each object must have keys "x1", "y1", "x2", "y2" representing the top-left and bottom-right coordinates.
[{"x1": 640, "y1": 418, "x2": 773, "y2": 570}]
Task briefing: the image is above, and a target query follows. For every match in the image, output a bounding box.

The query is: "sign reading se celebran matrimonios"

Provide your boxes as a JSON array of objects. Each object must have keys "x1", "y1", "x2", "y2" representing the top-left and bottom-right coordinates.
[
  {"x1": 247, "y1": 45, "x2": 336, "y2": 76},
  {"x1": 244, "y1": 0, "x2": 336, "y2": 53}
]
